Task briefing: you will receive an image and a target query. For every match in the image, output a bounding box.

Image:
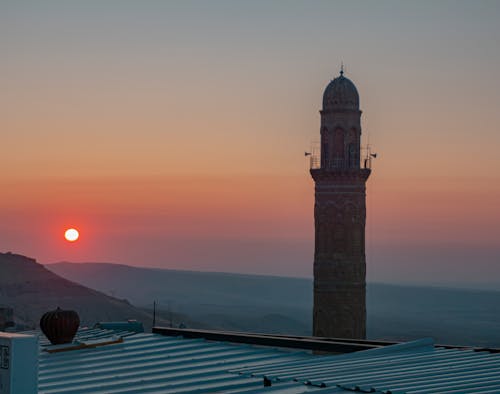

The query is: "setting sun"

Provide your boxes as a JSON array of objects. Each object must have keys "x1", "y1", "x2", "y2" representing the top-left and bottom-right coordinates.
[{"x1": 64, "y1": 228, "x2": 79, "y2": 242}]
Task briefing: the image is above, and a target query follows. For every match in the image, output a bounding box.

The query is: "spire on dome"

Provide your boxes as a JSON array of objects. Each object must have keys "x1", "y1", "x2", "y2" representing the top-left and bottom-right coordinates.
[{"x1": 340, "y1": 62, "x2": 344, "y2": 77}]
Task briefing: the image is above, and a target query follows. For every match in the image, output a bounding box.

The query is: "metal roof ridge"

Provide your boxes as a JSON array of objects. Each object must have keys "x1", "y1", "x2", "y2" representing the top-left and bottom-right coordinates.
[{"x1": 357, "y1": 337, "x2": 434, "y2": 355}]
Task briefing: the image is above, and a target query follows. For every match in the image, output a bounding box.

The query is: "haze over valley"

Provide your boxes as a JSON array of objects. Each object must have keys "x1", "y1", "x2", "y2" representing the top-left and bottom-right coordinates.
[{"x1": 47, "y1": 261, "x2": 500, "y2": 348}]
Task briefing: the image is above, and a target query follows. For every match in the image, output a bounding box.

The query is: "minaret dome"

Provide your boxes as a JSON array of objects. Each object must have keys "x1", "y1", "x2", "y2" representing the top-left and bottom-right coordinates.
[{"x1": 322, "y1": 73, "x2": 360, "y2": 112}]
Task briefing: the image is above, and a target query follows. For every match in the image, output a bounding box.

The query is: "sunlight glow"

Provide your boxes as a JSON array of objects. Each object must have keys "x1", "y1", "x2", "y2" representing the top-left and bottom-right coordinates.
[{"x1": 64, "y1": 228, "x2": 79, "y2": 242}]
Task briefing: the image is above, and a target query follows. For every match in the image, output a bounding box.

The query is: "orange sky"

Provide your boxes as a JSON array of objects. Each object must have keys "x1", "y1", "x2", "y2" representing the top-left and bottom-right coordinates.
[{"x1": 2, "y1": 1, "x2": 500, "y2": 287}]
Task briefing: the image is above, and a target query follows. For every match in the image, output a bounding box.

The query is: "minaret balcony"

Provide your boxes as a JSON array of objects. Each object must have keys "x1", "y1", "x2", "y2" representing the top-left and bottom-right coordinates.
[{"x1": 309, "y1": 152, "x2": 373, "y2": 171}]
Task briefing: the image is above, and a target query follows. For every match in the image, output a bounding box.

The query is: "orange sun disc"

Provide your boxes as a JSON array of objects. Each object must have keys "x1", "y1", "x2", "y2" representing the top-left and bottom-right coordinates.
[{"x1": 64, "y1": 228, "x2": 79, "y2": 242}]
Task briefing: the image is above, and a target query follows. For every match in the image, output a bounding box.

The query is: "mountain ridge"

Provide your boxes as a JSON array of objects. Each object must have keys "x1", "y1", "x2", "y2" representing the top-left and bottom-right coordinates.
[{"x1": 0, "y1": 252, "x2": 172, "y2": 330}]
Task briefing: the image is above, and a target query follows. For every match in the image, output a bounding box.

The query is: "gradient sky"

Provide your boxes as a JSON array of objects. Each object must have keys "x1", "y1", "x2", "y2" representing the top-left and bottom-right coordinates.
[{"x1": 2, "y1": 1, "x2": 500, "y2": 288}]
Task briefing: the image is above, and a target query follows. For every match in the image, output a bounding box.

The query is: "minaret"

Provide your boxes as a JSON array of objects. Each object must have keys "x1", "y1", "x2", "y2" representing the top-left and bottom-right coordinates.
[{"x1": 311, "y1": 69, "x2": 371, "y2": 339}]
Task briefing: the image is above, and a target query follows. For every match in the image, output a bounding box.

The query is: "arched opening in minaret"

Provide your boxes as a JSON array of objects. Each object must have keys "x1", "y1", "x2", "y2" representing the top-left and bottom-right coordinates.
[
  {"x1": 348, "y1": 143, "x2": 357, "y2": 168},
  {"x1": 346, "y1": 128, "x2": 359, "y2": 169},
  {"x1": 333, "y1": 128, "x2": 344, "y2": 168},
  {"x1": 322, "y1": 142, "x2": 329, "y2": 168},
  {"x1": 321, "y1": 128, "x2": 329, "y2": 168}
]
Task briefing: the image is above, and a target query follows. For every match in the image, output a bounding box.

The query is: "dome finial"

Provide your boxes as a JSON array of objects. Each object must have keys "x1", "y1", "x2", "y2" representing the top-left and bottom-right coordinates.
[{"x1": 340, "y1": 62, "x2": 344, "y2": 77}]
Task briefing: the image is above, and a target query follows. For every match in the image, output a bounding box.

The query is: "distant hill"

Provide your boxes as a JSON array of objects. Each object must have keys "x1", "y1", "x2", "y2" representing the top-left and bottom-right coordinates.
[
  {"x1": 47, "y1": 262, "x2": 311, "y2": 308},
  {"x1": 47, "y1": 261, "x2": 311, "y2": 334},
  {"x1": 47, "y1": 261, "x2": 500, "y2": 347},
  {"x1": 0, "y1": 252, "x2": 179, "y2": 331}
]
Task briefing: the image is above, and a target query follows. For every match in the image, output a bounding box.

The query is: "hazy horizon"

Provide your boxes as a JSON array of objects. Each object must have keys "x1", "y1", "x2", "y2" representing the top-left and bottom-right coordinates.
[
  {"x1": 40, "y1": 259, "x2": 500, "y2": 292},
  {"x1": 45, "y1": 259, "x2": 500, "y2": 347}
]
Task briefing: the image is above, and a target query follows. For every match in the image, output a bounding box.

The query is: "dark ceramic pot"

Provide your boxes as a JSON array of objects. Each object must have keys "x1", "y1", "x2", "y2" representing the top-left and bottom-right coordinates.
[{"x1": 40, "y1": 308, "x2": 80, "y2": 345}]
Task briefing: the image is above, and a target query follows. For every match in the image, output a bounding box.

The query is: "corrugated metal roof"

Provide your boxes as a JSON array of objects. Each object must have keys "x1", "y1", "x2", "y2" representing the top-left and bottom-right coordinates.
[
  {"x1": 32, "y1": 328, "x2": 500, "y2": 393},
  {"x1": 36, "y1": 328, "x2": 320, "y2": 394},
  {"x1": 234, "y1": 337, "x2": 500, "y2": 393}
]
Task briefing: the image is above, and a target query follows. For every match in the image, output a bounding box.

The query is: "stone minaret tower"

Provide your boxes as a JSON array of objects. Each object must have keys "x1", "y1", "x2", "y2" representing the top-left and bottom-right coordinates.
[{"x1": 311, "y1": 70, "x2": 371, "y2": 339}]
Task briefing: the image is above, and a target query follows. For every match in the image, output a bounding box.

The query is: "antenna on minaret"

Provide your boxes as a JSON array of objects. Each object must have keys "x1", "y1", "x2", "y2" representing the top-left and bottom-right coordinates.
[{"x1": 363, "y1": 144, "x2": 378, "y2": 169}]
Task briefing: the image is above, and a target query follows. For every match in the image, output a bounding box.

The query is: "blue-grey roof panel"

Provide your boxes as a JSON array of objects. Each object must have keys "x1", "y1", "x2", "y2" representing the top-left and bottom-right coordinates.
[
  {"x1": 36, "y1": 328, "x2": 316, "y2": 394},
  {"x1": 34, "y1": 329, "x2": 500, "y2": 394},
  {"x1": 236, "y1": 337, "x2": 500, "y2": 394}
]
